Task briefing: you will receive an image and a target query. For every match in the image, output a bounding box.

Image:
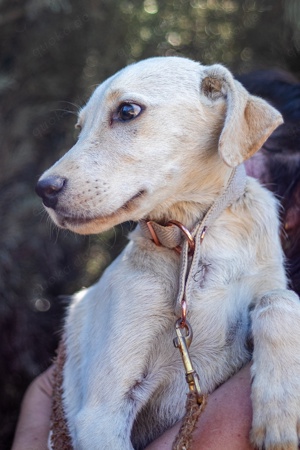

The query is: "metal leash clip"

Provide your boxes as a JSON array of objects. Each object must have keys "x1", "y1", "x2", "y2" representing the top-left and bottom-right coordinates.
[{"x1": 173, "y1": 319, "x2": 202, "y2": 404}]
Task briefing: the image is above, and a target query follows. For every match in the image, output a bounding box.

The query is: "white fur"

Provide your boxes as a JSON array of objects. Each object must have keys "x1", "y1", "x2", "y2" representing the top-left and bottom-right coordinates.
[{"x1": 38, "y1": 57, "x2": 300, "y2": 449}]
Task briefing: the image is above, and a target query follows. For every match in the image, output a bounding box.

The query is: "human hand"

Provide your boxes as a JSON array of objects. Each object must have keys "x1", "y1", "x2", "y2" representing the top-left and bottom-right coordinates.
[
  {"x1": 12, "y1": 365, "x2": 54, "y2": 450},
  {"x1": 145, "y1": 364, "x2": 254, "y2": 450}
]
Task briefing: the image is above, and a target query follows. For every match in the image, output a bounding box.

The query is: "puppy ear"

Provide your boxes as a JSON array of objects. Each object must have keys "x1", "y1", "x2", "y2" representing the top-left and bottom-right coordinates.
[{"x1": 200, "y1": 65, "x2": 283, "y2": 167}]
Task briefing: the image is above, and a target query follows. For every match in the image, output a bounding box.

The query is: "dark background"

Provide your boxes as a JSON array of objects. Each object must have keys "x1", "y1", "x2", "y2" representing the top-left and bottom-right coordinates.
[{"x1": 1, "y1": 0, "x2": 300, "y2": 448}]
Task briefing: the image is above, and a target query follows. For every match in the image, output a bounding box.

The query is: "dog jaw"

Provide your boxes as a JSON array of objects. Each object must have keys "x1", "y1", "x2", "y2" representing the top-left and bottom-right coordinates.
[{"x1": 46, "y1": 189, "x2": 148, "y2": 234}]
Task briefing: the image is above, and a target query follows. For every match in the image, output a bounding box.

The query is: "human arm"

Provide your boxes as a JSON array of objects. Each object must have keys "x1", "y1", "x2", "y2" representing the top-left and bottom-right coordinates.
[{"x1": 12, "y1": 364, "x2": 254, "y2": 450}]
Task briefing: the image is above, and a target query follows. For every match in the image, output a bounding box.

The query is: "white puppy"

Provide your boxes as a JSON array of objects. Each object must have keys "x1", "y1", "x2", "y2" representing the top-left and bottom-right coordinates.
[{"x1": 36, "y1": 57, "x2": 300, "y2": 450}]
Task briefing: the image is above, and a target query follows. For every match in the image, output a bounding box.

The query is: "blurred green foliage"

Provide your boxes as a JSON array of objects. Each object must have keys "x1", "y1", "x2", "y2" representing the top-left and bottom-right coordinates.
[{"x1": 1, "y1": 0, "x2": 300, "y2": 447}]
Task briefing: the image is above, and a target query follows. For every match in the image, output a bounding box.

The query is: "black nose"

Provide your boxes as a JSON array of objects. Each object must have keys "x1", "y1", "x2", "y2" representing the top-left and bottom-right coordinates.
[{"x1": 35, "y1": 175, "x2": 67, "y2": 209}]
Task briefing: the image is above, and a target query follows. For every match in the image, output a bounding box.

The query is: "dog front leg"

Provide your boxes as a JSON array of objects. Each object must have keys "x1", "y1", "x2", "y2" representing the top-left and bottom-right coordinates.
[
  {"x1": 74, "y1": 403, "x2": 137, "y2": 450},
  {"x1": 250, "y1": 289, "x2": 300, "y2": 450},
  {"x1": 70, "y1": 332, "x2": 169, "y2": 449}
]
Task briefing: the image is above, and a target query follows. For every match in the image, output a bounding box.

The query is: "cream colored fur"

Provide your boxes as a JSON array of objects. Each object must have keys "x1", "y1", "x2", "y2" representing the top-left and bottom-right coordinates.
[{"x1": 38, "y1": 57, "x2": 300, "y2": 450}]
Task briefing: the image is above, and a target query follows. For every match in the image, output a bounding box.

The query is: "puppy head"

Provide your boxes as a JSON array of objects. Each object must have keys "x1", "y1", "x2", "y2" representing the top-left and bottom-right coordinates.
[{"x1": 36, "y1": 57, "x2": 282, "y2": 234}]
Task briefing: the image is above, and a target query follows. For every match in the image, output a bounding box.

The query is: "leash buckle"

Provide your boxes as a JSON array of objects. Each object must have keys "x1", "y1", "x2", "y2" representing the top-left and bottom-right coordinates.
[{"x1": 173, "y1": 319, "x2": 202, "y2": 403}]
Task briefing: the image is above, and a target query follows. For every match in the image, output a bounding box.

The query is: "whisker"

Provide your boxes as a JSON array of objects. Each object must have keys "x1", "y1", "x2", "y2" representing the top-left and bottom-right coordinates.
[{"x1": 51, "y1": 108, "x2": 79, "y2": 117}]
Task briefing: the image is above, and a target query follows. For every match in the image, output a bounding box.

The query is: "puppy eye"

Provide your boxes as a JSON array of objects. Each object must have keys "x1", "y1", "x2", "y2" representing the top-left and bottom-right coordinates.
[
  {"x1": 117, "y1": 103, "x2": 142, "y2": 121},
  {"x1": 75, "y1": 122, "x2": 82, "y2": 131}
]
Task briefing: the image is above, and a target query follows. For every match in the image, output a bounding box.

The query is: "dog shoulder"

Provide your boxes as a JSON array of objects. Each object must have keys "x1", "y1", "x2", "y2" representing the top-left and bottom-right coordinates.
[
  {"x1": 225, "y1": 176, "x2": 280, "y2": 246},
  {"x1": 231, "y1": 175, "x2": 287, "y2": 288},
  {"x1": 239, "y1": 176, "x2": 280, "y2": 229}
]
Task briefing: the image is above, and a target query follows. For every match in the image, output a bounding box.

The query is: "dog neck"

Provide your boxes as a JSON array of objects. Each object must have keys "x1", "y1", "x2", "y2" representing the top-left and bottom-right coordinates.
[
  {"x1": 138, "y1": 165, "x2": 247, "y2": 252},
  {"x1": 139, "y1": 164, "x2": 247, "y2": 319}
]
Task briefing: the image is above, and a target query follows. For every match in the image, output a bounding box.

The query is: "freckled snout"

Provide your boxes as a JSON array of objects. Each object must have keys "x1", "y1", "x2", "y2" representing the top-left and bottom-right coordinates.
[{"x1": 35, "y1": 175, "x2": 67, "y2": 209}]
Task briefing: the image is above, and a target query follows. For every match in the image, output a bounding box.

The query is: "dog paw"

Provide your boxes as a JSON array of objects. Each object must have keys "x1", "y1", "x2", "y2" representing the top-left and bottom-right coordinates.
[
  {"x1": 250, "y1": 408, "x2": 300, "y2": 450},
  {"x1": 250, "y1": 426, "x2": 298, "y2": 450}
]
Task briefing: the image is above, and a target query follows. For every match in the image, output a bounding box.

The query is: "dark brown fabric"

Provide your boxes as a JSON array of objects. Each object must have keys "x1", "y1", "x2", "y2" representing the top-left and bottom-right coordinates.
[
  {"x1": 172, "y1": 392, "x2": 207, "y2": 450},
  {"x1": 50, "y1": 340, "x2": 73, "y2": 450}
]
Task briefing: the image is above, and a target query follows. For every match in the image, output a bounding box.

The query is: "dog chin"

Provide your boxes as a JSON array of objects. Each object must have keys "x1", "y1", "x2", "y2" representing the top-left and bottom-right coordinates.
[
  {"x1": 46, "y1": 209, "x2": 122, "y2": 235},
  {"x1": 46, "y1": 190, "x2": 148, "y2": 235},
  {"x1": 47, "y1": 210, "x2": 122, "y2": 235},
  {"x1": 61, "y1": 217, "x2": 113, "y2": 235}
]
